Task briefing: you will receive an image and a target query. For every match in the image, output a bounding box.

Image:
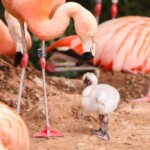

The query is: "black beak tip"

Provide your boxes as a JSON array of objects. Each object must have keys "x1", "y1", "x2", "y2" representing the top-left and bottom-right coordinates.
[
  {"x1": 14, "y1": 52, "x2": 23, "y2": 67},
  {"x1": 76, "y1": 52, "x2": 94, "y2": 66}
]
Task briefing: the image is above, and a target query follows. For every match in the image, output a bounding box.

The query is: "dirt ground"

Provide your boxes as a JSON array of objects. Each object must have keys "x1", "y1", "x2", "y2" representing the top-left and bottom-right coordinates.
[{"x1": 0, "y1": 55, "x2": 150, "y2": 150}]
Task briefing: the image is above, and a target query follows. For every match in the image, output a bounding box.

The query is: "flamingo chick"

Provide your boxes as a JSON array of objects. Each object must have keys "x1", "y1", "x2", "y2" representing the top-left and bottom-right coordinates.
[
  {"x1": 0, "y1": 102, "x2": 30, "y2": 150},
  {"x1": 81, "y1": 72, "x2": 120, "y2": 140}
]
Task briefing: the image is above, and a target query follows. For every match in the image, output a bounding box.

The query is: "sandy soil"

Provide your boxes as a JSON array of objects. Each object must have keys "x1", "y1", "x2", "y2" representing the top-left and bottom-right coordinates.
[{"x1": 0, "y1": 55, "x2": 150, "y2": 150}]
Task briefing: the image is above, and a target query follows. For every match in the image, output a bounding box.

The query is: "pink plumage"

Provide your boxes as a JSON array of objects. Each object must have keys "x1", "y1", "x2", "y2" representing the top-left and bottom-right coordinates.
[
  {"x1": 94, "y1": 16, "x2": 150, "y2": 73},
  {"x1": 0, "y1": 102, "x2": 30, "y2": 150}
]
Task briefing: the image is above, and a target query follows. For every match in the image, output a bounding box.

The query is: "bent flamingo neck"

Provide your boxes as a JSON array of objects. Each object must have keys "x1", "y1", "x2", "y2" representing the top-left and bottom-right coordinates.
[{"x1": 2, "y1": 1, "x2": 97, "y2": 42}]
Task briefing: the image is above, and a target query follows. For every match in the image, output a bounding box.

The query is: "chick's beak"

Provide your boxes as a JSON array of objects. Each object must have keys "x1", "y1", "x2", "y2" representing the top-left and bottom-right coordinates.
[{"x1": 82, "y1": 78, "x2": 91, "y2": 89}]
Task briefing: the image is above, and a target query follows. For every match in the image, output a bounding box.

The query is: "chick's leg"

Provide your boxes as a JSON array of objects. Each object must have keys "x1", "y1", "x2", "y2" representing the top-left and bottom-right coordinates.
[
  {"x1": 100, "y1": 114, "x2": 110, "y2": 140},
  {"x1": 91, "y1": 114, "x2": 110, "y2": 140},
  {"x1": 91, "y1": 114, "x2": 105, "y2": 136}
]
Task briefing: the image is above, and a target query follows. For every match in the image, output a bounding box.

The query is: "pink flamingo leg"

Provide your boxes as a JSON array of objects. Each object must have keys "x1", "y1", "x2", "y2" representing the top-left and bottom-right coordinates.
[
  {"x1": 17, "y1": 24, "x2": 28, "y2": 114},
  {"x1": 33, "y1": 41, "x2": 63, "y2": 138},
  {"x1": 131, "y1": 95, "x2": 150, "y2": 102},
  {"x1": 94, "y1": 0, "x2": 102, "y2": 23},
  {"x1": 131, "y1": 88, "x2": 150, "y2": 102},
  {"x1": 111, "y1": 0, "x2": 118, "y2": 19}
]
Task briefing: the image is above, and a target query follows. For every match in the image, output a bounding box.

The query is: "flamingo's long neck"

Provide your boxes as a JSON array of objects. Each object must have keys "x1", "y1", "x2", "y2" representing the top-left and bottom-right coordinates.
[{"x1": 25, "y1": 2, "x2": 97, "y2": 41}]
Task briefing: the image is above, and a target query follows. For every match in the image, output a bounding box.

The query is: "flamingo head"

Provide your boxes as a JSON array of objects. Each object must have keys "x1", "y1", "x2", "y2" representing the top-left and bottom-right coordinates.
[
  {"x1": 76, "y1": 38, "x2": 96, "y2": 66},
  {"x1": 83, "y1": 38, "x2": 96, "y2": 57}
]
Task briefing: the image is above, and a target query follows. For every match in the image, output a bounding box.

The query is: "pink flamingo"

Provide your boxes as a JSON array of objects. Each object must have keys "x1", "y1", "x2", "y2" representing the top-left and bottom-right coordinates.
[
  {"x1": 45, "y1": 16, "x2": 150, "y2": 102},
  {"x1": 2, "y1": 0, "x2": 98, "y2": 138},
  {"x1": 0, "y1": 102, "x2": 30, "y2": 150}
]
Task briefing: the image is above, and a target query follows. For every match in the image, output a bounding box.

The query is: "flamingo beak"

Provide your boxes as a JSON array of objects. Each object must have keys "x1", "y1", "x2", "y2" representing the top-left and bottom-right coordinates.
[
  {"x1": 76, "y1": 40, "x2": 95, "y2": 66},
  {"x1": 76, "y1": 52, "x2": 93, "y2": 66},
  {"x1": 14, "y1": 43, "x2": 24, "y2": 67},
  {"x1": 14, "y1": 52, "x2": 23, "y2": 67}
]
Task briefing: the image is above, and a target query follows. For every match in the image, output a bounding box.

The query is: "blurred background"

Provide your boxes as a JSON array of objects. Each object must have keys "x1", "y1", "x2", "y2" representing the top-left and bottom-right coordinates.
[{"x1": 0, "y1": 0, "x2": 150, "y2": 76}]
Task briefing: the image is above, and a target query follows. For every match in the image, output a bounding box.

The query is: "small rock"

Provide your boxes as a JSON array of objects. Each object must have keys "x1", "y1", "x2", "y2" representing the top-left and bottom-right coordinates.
[{"x1": 33, "y1": 77, "x2": 43, "y2": 87}]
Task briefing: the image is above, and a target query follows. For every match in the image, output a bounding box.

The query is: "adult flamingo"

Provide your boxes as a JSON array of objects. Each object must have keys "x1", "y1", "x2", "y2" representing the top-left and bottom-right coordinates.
[
  {"x1": 2, "y1": 0, "x2": 98, "y2": 138},
  {"x1": 0, "y1": 12, "x2": 31, "y2": 61},
  {"x1": 45, "y1": 16, "x2": 150, "y2": 102},
  {"x1": 0, "y1": 102, "x2": 30, "y2": 150}
]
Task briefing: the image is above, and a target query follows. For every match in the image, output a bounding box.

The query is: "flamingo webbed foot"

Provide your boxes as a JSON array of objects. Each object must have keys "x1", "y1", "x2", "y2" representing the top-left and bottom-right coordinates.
[
  {"x1": 91, "y1": 127, "x2": 104, "y2": 136},
  {"x1": 100, "y1": 130, "x2": 110, "y2": 140},
  {"x1": 33, "y1": 126, "x2": 63, "y2": 138},
  {"x1": 91, "y1": 128, "x2": 110, "y2": 140}
]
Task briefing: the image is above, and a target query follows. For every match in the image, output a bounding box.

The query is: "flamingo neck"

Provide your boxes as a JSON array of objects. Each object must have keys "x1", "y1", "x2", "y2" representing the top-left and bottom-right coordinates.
[{"x1": 26, "y1": 2, "x2": 97, "y2": 42}]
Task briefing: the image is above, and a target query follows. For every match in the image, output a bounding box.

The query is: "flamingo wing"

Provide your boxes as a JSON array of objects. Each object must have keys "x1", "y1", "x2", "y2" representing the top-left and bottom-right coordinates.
[
  {"x1": 95, "y1": 16, "x2": 150, "y2": 73},
  {"x1": 45, "y1": 35, "x2": 83, "y2": 55}
]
